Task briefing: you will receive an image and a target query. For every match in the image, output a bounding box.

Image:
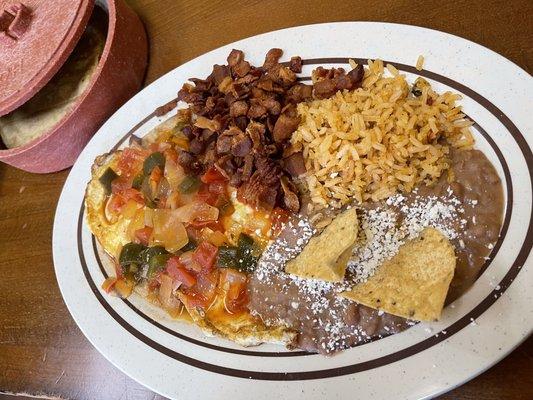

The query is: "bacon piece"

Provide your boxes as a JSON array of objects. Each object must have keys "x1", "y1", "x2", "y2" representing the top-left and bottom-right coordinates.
[
  {"x1": 273, "y1": 106, "x2": 300, "y2": 142},
  {"x1": 237, "y1": 156, "x2": 282, "y2": 210},
  {"x1": 230, "y1": 100, "x2": 249, "y2": 117},
  {"x1": 263, "y1": 48, "x2": 283, "y2": 70},
  {"x1": 283, "y1": 151, "x2": 306, "y2": 177}
]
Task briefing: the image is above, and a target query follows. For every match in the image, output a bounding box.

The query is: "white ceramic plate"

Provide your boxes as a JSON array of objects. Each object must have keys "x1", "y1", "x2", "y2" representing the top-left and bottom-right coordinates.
[{"x1": 53, "y1": 22, "x2": 533, "y2": 400}]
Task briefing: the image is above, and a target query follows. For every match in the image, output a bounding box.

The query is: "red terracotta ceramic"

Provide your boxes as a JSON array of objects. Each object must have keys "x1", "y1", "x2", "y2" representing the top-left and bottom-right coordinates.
[
  {"x1": 0, "y1": 0, "x2": 148, "y2": 173},
  {"x1": 0, "y1": 0, "x2": 95, "y2": 115}
]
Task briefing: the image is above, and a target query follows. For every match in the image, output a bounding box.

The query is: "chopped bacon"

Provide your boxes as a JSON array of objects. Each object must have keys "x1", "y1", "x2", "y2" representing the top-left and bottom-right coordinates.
[
  {"x1": 289, "y1": 56, "x2": 303, "y2": 73},
  {"x1": 263, "y1": 48, "x2": 283, "y2": 70},
  {"x1": 237, "y1": 156, "x2": 281, "y2": 210},
  {"x1": 175, "y1": 48, "x2": 367, "y2": 213},
  {"x1": 282, "y1": 151, "x2": 306, "y2": 177}
]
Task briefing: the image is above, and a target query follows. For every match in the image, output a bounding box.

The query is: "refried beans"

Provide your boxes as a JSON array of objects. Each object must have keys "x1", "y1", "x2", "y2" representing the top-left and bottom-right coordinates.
[{"x1": 248, "y1": 149, "x2": 503, "y2": 354}]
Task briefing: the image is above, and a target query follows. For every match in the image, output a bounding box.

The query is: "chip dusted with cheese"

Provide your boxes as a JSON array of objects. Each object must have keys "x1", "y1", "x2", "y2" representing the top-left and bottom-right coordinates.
[
  {"x1": 285, "y1": 207, "x2": 358, "y2": 282},
  {"x1": 341, "y1": 227, "x2": 456, "y2": 321}
]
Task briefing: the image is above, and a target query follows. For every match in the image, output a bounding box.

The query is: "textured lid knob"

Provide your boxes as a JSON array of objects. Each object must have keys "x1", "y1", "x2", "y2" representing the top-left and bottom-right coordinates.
[{"x1": 0, "y1": 2, "x2": 32, "y2": 42}]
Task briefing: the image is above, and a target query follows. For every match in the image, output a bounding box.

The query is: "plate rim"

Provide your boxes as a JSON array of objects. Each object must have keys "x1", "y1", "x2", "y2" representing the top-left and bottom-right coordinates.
[{"x1": 52, "y1": 21, "x2": 533, "y2": 400}]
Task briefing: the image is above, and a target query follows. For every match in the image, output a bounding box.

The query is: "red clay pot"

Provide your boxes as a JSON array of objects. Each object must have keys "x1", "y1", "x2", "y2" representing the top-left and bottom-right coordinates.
[{"x1": 0, "y1": 0, "x2": 148, "y2": 173}]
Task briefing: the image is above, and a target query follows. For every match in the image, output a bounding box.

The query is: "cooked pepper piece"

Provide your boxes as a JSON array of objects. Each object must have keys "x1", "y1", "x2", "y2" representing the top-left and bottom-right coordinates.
[
  {"x1": 236, "y1": 233, "x2": 259, "y2": 272},
  {"x1": 119, "y1": 242, "x2": 146, "y2": 267},
  {"x1": 141, "y1": 245, "x2": 168, "y2": 263},
  {"x1": 181, "y1": 238, "x2": 198, "y2": 252},
  {"x1": 131, "y1": 173, "x2": 144, "y2": 190},
  {"x1": 99, "y1": 167, "x2": 119, "y2": 194},
  {"x1": 147, "y1": 253, "x2": 172, "y2": 277},
  {"x1": 174, "y1": 120, "x2": 188, "y2": 132},
  {"x1": 217, "y1": 245, "x2": 238, "y2": 268},
  {"x1": 215, "y1": 195, "x2": 234, "y2": 217},
  {"x1": 143, "y1": 152, "x2": 166, "y2": 175},
  {"x1": 179, "y1": 175, "x2": 201, "y2": 194}
]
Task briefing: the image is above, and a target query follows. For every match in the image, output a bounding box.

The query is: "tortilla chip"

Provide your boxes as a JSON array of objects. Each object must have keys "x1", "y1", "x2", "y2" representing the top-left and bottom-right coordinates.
[
  {"x1": 341, "y1": 228, "x2": 456, "y2": 321},
  {"x1": 285, "y1": 208, "x2": 358, "y2": 282}
]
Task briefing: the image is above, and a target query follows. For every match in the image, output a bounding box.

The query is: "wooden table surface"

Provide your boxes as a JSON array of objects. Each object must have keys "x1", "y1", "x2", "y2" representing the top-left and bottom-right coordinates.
[{"x1": 1, "y1": 0, "x2": 531, "y2": 399}]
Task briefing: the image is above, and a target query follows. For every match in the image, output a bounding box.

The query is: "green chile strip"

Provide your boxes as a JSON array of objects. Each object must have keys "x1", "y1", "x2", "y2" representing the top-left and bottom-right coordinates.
[{"x1": 143, "y1": 152, "x2": 165, "y2": 175}]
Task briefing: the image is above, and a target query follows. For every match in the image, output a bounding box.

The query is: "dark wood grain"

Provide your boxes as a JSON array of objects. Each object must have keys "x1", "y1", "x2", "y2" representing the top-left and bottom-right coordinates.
[{"x1": 0, "y1": 0, "x2": 531, "y2": 399}]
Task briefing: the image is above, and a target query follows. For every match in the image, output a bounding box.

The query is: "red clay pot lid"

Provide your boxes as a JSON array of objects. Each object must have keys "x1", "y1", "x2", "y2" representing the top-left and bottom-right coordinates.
[{"x1": 0, "y1": 0, "x2": 95, "y2": 116}]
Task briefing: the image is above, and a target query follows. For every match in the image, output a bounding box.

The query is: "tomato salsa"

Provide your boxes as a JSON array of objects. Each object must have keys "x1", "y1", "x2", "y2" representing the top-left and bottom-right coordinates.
[{"x1": 99, "y1": 128, "x2": 282, "y2": 319}]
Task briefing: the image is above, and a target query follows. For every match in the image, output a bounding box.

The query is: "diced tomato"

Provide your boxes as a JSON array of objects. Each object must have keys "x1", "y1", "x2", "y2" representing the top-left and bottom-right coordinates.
[
  {"x1": 118, "y1": 148, "x2": 145, "y2": 177},
  {"x1": 134, "y1": 226, "x2": 153, "y2": 245},
  {"x1": 179, "y1": 251, "x2": 202, "y2": 272},
  {"x1": 166, "y1": 257, "x2": 197, "y2": 288},
  {"x1": 208, "y1": 182, "x2": 226, "y2": 195},
  {"x1": 201, "y1": 166, "x2": 227, "y2": 184},
  {"x1": 192, "y1": 241, "x2": 218, "y2": 271},
  {"x1": 163, "y1": 148, "x2": 178, "y2": 163},
  {"x1": 111, "y1": 176, "x2": 132, "y2": 194},
  {"x1": 196, "y1": 184, "x2": 219, "y2": 206},
  {"x1": 107, "y1": 188, "x2": 144, "y2": 216},
  {"x1": 120, "y1": 188, "x2": 145, "y2": 204},
  {"x1": 270, "y1": 207, "x2": 290, "y2": 237},
  {"x1": 148, "y1": 277, "x2": 160, "y2": 291},
  {"x1": 107, "y1": 193, "x2": 127, "y2": 214},
  {"x1": 189, "y1": 219, "x2": 225, "y2": 232}
]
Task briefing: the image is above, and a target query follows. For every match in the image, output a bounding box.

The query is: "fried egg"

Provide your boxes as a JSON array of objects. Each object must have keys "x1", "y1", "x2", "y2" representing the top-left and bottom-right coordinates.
[{"x1": 85, "y1": 132, "x2": 294, "y2": 348}]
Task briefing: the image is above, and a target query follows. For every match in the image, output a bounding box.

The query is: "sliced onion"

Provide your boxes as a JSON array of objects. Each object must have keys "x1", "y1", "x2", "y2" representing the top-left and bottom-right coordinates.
[
  {"x1": 164, "y1": 158, "x2": 186, "y2": 191},
  {"x1": 157, "y1": 177, "x2": 171, "y2": 199},
  {"x1": 121, "y1": 199, "x2": 140, "y2": 220},
  {"x1": 174, "y1": 201, "x2": 219, "y2": 223},
  {"x1": 219, "y1": 268, "x2": 247, "y2": 300},
  {"x1": 104, "y1": 195, "x2": 120, "y2": 224},
  {"x1": 151, "y1": 209, "x2": 189, "y2": 252},
  {"x1": 195, "y1": 270, "x2": 218, "y2": 301},
  {"x1": 101, "y1": 277, "x2": 117, "y2": 293},
  {"x1": 244, "y1": 211, "x2": 271, "y2": 235},
  {"x1": 158, "y1": 274, "x2": 182, "y2": 314},
  {"x1": 126, "y1": 209, "x2": 145, "y2": 241},
  {"x1": 200, "y1": 228, "x2": 227, "y2": 246},
  {"x1": 144, "y1": 208, "x2": 154, "y2": 227},
  {"x1": 167, "y1": 192, "x2": 181, "y2": 209}
]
